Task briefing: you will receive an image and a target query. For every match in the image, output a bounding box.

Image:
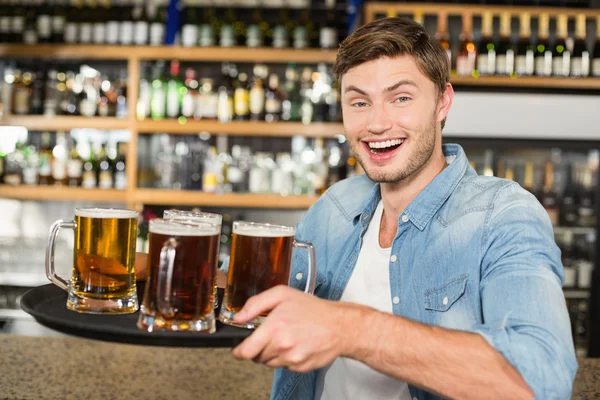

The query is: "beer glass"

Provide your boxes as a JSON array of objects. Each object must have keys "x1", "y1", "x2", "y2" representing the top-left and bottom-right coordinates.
[
  {"x1": 138, "y1": 218, "x2": 221, "y2": 333},
  {"x1": 219, "y1": 221, "x2": 316, "y2": 329},
  {"x1": 163, "y1": 210, "x2": 222, "y2": 308},
  {"x1": 45, "y1": 208, "x2": 139, "y2": 314}
]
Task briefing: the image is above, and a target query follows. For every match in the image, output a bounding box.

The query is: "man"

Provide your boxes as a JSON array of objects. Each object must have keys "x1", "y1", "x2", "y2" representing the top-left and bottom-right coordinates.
[{"x1": 229, "y1": 17, "x2": 578, "y2": 400}]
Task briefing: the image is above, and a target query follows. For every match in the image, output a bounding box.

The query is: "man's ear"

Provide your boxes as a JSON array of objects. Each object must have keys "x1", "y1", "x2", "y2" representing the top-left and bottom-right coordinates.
[{"x1": 437, "y1": 82, "x2": 454, "y2": 128}]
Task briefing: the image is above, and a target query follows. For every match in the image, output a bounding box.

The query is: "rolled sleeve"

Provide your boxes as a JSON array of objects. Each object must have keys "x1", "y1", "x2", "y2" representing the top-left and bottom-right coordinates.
[{"x1": 473, "y1": 183, "x2": 578, "y2": 399}]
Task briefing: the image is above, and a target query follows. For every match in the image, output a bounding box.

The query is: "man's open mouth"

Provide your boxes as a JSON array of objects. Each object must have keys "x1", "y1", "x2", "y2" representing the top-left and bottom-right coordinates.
[{"x1": 366, "y1": 139, "x2": 405, "y2": 154}]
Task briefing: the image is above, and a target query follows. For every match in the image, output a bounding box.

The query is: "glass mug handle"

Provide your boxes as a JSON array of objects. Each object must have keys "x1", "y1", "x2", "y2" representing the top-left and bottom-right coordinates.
[
  {"x1": 156, "y1": 238, "x2": 178, "y2": 318},
  {"x1": 45, "y1": 220, "x2": 76, "y2": 292},
  {"x1": 293, "y1": 240, "x2": 316, "y2": 295}
]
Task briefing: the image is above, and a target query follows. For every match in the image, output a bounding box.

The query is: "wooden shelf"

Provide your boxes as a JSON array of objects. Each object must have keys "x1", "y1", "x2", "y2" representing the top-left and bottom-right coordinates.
[
  {"x1": 136, "y1": 120, "x2": 344, "y2": 137},
  {"x1": 134, "y1": 189, "x2": 318, "y2": 209},
  {"x1": 0, "y1": 116, "x2": 130, "y2": 131},
  {"x1": 0, "y1": 185, "x2": 127, "y2": 203},
  {"x1": 450, "y1": 75, "x2": 600, "y2": 90},
  {"x1": 365, "y1": 2, "x2": 600, "y2": 20},
  {"x1": 0, "y1": 45, "x2": 337, "y2": 64}
]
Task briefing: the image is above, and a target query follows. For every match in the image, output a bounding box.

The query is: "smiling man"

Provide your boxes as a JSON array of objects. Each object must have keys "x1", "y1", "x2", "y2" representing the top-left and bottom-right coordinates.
[{"x1": 231, "y1": 17, "x2": 578, "y2": 400}]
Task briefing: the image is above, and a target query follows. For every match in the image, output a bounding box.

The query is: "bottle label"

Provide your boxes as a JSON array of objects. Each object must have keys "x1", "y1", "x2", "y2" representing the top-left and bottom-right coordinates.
[
  {"x1": 52, "y1": 161, "x2": 67, "y2": 181},
  {"x1": 553, "y1": 52, "x2": 571, "y2": 77},
  {"x1": 249, "y1": 88, "x2": 265, "y2": 115},
  {"x1": 37, "y1": 15, "x2": 52, "y2": 38},
  {"x1": 120, "y1": 21, "x2": 134, "y2": 45},
  {"x1": 515, "y1": 52, "x2": 534, "y2": 76},
  {"x1": 93, "y1": 22, "x2": 106, "y2": 44},
  {"x1": 14, "y1": 88, "x2": 31, "y2": 114},
  {"x1": 265, "y1": 98, "x2": 281, "y2": 114},
  {"x1": 38, "y1": 155, "x2": 52, "y2": 176},
  {"x1": 217, "y1": 94, "x2": 233, "y2": 123},
  {"x1": 535, "y1": 53, "x2": 552, "y2": 76},
  {"x1": 12, "y1": 16, "x2": 25, "y2": 33},
  {"x1": 0, "y1": 17, "x2": 10, "y2": 34},
  {"x1": 181, "y1": 93, "x2": 196, "y2": 118},
  {"x1": 82, "y1": 171, "x2": 97, "y2": 188},
  {"x1": 67, "y1": 159, "x2": 83, "y2": 178},
  {"x1": 4, "y1": 174, "x2": 21, "y2": 186},
  {"x1": 64, "y1": 23, "x2": 78, "y2": 43},
  {"x1": 99, "y1": 171, "x2": 113, "y2": 189},
  {"x1": 198, "y1": 24, "x2": 214, "y2": 47},
  {"x1": 134, "y1": 21, "x2": 149, "y2": 45},
  {"x1": 234, "y1": 88, "x2": 249, "y2": 116},
  {"x1": 571, "y1": 55, "x2": 590, "y2": 77},
  {"x1": 319, "y1": 27, "x2": 337, "y2": 50},
  {"x1": 80, "y1": 23, "x2": 93, "y2": 43},
  {"x1": 22, "y1": 167, "x2": 38, "y2": 185},
  {"x1": 152, "y1": 90, "x2": 166, "y2": 118},
  {"x1": 495, "y1": 54, "x2": 508, "y2": 75},
  {"x1": 182, "y1": 25, "x2": 198, "y2": 47},
  {"x1": 52, "y1": 15, "x2": 66, "y2": 34},
  {"x1": 80, "y1": 99, "x2": 97, "y2": 117},
  {"x1": 114, "y1": 171, "x2": 127, "y2": 190},
  {"x1": 477, "y1": 52, "x2": 495, "y2": 75},
  {"x1": 593, "y1": 58, "x2": 600, "y2": 77},
  {"x1": 106, "y1": 21, "x2": 120, "y2": 44},
  {"x1": 24, "y1": 30, "x2": 38, "y2": 45},
  {"x1": 456, "y1": 55, "x2": 475, "y2": 77},
  {"x1": 166, "y1": 85, "x2": 180, "y2": 118},
  {"x1": 150, "y1": 23, "x2": 165, "y2": 46},
  {"x1": 198, "y1": 93, "x2": 218, "y2": 119}
]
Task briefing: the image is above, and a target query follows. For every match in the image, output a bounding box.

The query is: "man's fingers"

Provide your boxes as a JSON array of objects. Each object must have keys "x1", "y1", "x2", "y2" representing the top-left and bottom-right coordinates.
[
  {"x1": 232, "y1": 325, "x2": 273, "y2": 361},
  {"x1": 233, "y1": 285, "x2": 292, "y2": 323}
]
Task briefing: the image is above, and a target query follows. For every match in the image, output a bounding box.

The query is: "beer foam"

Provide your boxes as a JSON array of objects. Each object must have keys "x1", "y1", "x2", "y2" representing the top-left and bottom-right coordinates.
[
  {"x1": 233, "y1": 223, "x2": 295, "y2": 237},
  {"x1": 75, "y1": 208, "x2": 138, "y2": 219},
  {"x1": 150, "y1": 220, "x2": 221, "y2": 237}
]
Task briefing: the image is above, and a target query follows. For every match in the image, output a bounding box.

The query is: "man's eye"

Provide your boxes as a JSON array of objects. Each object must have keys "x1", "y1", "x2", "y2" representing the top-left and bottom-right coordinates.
[
  {"x1": 395, "y1": 97, "x2": 410, "y2": 103},
  {"x1": 352, "y1": 102, "x2": 368, "y2": 108}
]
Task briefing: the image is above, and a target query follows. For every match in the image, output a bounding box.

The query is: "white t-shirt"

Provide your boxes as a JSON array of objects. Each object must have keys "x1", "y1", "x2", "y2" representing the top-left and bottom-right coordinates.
[{"x1": 314, "y1": 200, "x2": 411, "y2": 400}]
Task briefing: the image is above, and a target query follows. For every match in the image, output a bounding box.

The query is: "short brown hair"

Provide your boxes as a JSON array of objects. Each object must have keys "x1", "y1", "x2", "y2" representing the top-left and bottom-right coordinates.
[{"x1": 333, "y1": 17, "x2": 451, "y2": 126}]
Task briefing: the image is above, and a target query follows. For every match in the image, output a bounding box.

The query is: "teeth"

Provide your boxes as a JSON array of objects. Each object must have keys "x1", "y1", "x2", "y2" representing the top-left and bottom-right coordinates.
[{"x1": 368, "y1": 139, "x2": 404, "y2": 149}]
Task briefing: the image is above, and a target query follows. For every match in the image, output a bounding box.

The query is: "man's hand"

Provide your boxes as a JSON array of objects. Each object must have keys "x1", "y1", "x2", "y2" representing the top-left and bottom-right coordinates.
[
  {"x1": 134, "y1": 252, "x2": 227, "y2": 287},
  {"x1": 231, "y1": 285, "x2": 360, "y2": 373}
]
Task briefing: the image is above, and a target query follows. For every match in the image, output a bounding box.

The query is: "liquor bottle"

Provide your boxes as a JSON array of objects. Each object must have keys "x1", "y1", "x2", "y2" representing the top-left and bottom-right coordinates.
[
  {"x1": 12, "y1": 69, "x2": 32, "y2": 115},
  {"x1": 515, "y1": 13, "x2": 535, "y2": 76},
  {"x1": 198, "y1": 8, "x2": 217, "y2": 47},
  {"x1": 82, "y1": 141, "x2": 98, "y2": 189},
  {"x1": 21, "y1": 143, "x2": 39, "y2": 186},
  {"x1": 496, "y1": 12, "x2": 515, "y2": 76},
  {"x1": 593, "y1": 16, "x2": 600, "y2": 77},
  {"x1": 94, "y1": 1, "x2": 108, "y2": 45},
  {"x1": 523, "y1": 161, "x2": 535, "y2": 193},
  {"x1": 0, "y1": 2, "x2": 10, "y2": 44},
  {"x1": 281, "y1": 64, "x2": 301, "y2": 122},
  {"x1": 3, "y1": 144, "x2": 23, "y2": 186},
  {"x1": 52, "y1": 0, "x2": 66, "y2": 43},
  {"x1": 561, "y1": 232, "x2": 577, "y2": 288},
  {"x1": 181, "y1": 67, "x2": 198, "y2": 119},
  {"x1": 23, "y1": 7, "x2": 38, "y2": 45},
  {"x1": 561, "y1": 163, "x2": 579, "y2": 227},
  {"x1": 37, "y1": 132, "x2": 53, "y2": 185},
  {"x1": 149, "y1": 2, "x2": 166, "y2": 46},
  {"x1": 79, "y1": 2, "x2": 93, "y2": 44},
  {"x1": 137, "y1": 63, "x2": 151, "y2": 120},
  {"x1": 313, "y1": 63, "x2": 331, "y2": 122},
  {"x1": 115, "y1": 71, "x2": 128, "y2": 119},
  {"x1": 265, "y1": 74, "x2": 283, "y2": 122},
  {"x1": 181, "y1": 6, "x2": 198, "y2": 48},
  {"x1": 220, "y1": 9, "x2": 236, "y2": 48},
  {"x1": 319, "y1": 1, "x2": 337, "y2": 50},
  {"x1": 51, "y1": 131, "x2": 68, "y2": 186},
  {"x1": 535, "y1": 13, "x2": 552, "y2": 77},
  {"x1": 150, "y1": 61, "x2": 167, "y2": 120},
  {"x1": 293, "y1": 9, "x2": 309, "y2": 50},
  {"x1": 571, "y1": 14, "x2": 590, "y2": 78},
  {"x1": 272, "y1": 9, "x2": 290, "y2": 49},
  {"x1": 134, "y1": 3, "x2": 150, "y2": 46},
  {"x1": 553, "y1": 15, "x2": 570, "y2": 77},
  {"x1": 104, "y1": 0, "x2": 120, "y2": 45},
  {"x1": 114, "y1": 142, "x2": 127, "y2": 190},
  {"x1": 217, "y1": 63, "x2": 234, "y2": 123},
  {"x1": 97, "y1": 142, "x2": 114, "y2": 189},
  {"x1": 456, "y1": 13, "x2": 476, "y2": 77},
  {"x1": 11, "y1": 2, "x2": 25, "y2": 44},
  {"x1": 36, "y1": 1, "x2": 52, "y2": 43},
  {"x1": 30, "y1": 69, "x2": 45, "y2": 115},
  {"x1": 539, "y1": 161, "x2": 559, "y2": 225},
  {"x1": 234, "y1": 72, "x2": 250, "y2": 121},
  {"x1": 249, "y1": 64, "x2": 267, "y2": 121},
  {"x1": 300, "y1": 66, "x2": 314, "y2": 124},
  {"x1": 477, "y1": 11, "x2": 495, "y2": 76},
  {"x1": 436, "y1": 11, "x2": 451, "y2": 63},
  {"x1": 166, "y1": 60, "x2": 183, "y2": 119},
  {"x1": 67, "y1": 138, "x2": 83, "y2": 187},
  {"x1": 120, "y1": 3, "x2": 134, "y2": 46},
  {"x1": 64, "y1": 3, "x2": 79, "y2": 44},
  {"x1": 196, "y1": 78, "x2": 218, "y2": 120},
  {"x1": 578, "y1": 167, "x2": 595, "y2": 227},
  {"x1": 246, "y1": 8, "x2": 264, "y2": 48}
]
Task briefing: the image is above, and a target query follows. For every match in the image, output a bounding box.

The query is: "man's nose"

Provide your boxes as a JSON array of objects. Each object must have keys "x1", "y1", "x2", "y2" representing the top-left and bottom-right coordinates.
[{"x1": 367, "y1": 104, "x2": 393, "y2": 135}]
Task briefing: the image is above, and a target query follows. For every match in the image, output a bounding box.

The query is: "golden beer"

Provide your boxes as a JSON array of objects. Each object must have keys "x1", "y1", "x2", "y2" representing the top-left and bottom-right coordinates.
[{"x1": 46, "y1": 208, "x2": 139, "y2": 314}]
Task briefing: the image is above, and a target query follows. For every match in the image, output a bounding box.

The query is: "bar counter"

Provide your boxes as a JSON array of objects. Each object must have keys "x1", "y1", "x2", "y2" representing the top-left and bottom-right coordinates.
[{"x1": 0, "y1": 335, "x2": 598, "y2": 399}]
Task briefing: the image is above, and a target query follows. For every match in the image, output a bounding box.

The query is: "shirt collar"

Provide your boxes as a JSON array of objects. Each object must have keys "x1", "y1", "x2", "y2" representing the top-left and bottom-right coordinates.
[{"x1": 353, "y1": 144, "x2": 469, "y2": 231}]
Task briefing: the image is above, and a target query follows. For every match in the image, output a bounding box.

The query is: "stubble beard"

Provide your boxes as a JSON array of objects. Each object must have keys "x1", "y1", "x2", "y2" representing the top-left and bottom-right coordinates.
[{"x1": 351, "y1": 117, "x2": 438, "y2": 184}]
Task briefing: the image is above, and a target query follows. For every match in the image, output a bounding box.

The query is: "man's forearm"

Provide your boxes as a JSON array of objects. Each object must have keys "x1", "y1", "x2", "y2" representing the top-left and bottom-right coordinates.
[{"x1": 340, "y1": 304, "x2": 533, "y2": 400}]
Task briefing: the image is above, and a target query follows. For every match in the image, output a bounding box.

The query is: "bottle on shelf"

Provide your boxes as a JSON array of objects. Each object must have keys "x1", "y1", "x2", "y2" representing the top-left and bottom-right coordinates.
[
  {"x1": 150, "y1": 60, "x2": 167, "y2": 120},
  {"x1": 93, "y1": 1, "x2": 108, "y2": 45},
  {"x1": 523, "y1": 161, "x2": 536, "y2": 194},
  {"x1": 97, "y1": 142, "x2": 114, "y2": 189},
  {"x1": 196, "y1": 78, "x2": 218, "y2": 120},
  {"x1": 166, "y1": 60, "x2": 183, "y2": 119},
  {"x1": 51, "y1": 131, "x2": 68, "y2": 186},
  {"x1": 181, "y1": 6, "x2": 199, "y2": 48},
  {"x1": 539, "y1": 161, "x2": 559, "y2": 225},
  {"x1": 181, "y1": 67, "x2": 199, "y2": 119},
  {"x1": 435, "y1": 10, "x2": 451, "y2": 63},
  {"x1": 553, "y1": 14, "x2": 571, "y2": 77},
  {"x1": 456, "y1": 13, "x2": 476, "y2": 77},
  {"x1": 234, "y1": 72, "x2": 251, "y2": 121},
  {"x1": 79, "y1": 1, "x2": 93, "y2": 45},
  {"x1": 23, "y1": 7, "x2": 38, "y2": 45},
  {"x1": 217, "y1": 63, "x2": 234, "y2": 123},
  {"x1": 37, "y1": 132, "x2": 53, "y2": 186},
  {"x1": 265, "y1": 73, "x2": 283, "y2": 122},
  {"x1": 249, "y1": 64, "x2": 267, "y2": 121},
  {"x1": 593, "y1": 16, "x2": 600, "y2": 77},
  {"x1": 82, "y1": 141, "x2": 98, "y2": 189},
  {"x1": 246, "y1": 8, "x2": 264, "y2": 48},
  {"x1": 561, "y1": 163, "x2": 580, "y2": 227},
  {"x1": 578, "y1": 167, "x2": 595, "y2": 228},
  {"x1": 21, "y1": 142, "x2": 39, "y2": 186},
  {"x1": 67, "y1": 137, "x2": 83, "y2": 187},
  {"x1": 137, "y1": 63, "x2": 152, "y2": 120},
  {"x1": 281, "y1": 64, "x2": 301, "y2": 122},
  {"x1": 515, "y1": 13, "x2": 534, "y2": 77},
  {"x1": 11, "y1": 2, "x2": 25, "y2": 44},
  {"x1": 571, "y1": 14, "x2": 590, "y2": 78},
  {"x1": 319, "y1": 0, "x2": 337, "y2": 50},
  {"x1": 52, "y1": 0, "x2": 67, "y2": 44},
  {"x1": 535, "y1": 13, "x2": 553, "y2": 77},
  {"x1": 114, "y1": 142, "x2": 127, "y2": 190},
  {"x1": 495, "y1": 12, "x2": 515, "y2": 76},
  {"x1": 11, "y1": 69, "x2": 32, "y2": 115},
  {"x1": 149, "y1": 2, "x2": 166, "y2": 46},
  {"x1": 3, "y1": 143, "x2": 23, "y2": 186},
  {"x1": 134, "y1": 3, "x2": 150, "y2": 46},
  {"x1": 477, "y1": 11, "x2": 495, "y2": 76}
]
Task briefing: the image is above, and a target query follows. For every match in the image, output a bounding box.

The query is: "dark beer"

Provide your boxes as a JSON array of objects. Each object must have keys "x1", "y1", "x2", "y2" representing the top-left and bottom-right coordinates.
[
  {"x1": 221, "y1": 224, "x2": 294, "y2": 323},
  {"x1": 70, "y1": 209, "x2": 138, "y2": 313},
  {"x1": 139, "y1": 220, "x2": 220, "y2": 332}
]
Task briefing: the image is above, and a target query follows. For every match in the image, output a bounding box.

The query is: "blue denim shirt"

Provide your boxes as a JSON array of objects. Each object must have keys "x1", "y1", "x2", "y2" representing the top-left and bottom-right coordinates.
[{"x1": 269, "y1": 143, "x2": 578, "y2": 400}]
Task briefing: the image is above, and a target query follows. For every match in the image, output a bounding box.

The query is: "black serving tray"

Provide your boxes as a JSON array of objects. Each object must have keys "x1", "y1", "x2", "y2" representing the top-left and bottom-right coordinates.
[{"x1": 21, "y1": 283, "x2": 252, "y2": 347}]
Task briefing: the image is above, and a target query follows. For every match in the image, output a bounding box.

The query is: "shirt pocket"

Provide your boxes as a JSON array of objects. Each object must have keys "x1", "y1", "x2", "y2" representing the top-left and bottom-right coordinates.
[{"x1": 424, "y1": 274, "x2": 476, "y2": 330}]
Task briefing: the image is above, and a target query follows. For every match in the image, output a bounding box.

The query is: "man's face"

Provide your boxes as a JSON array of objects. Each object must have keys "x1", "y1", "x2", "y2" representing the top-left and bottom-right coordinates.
[{"x1": 341, "y1": 55, "x2": 444, "y2": 184}]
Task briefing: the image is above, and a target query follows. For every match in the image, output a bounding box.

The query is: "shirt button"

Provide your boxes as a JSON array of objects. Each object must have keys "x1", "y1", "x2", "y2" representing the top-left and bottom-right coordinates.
[
  {"x1": 390, "y1": 255, "x2": 397, "y2": 263},
  {"x1": 295, "y1": 273, "x2": 303, "y2": 280},
  {"x1": 442, "y1": 295, "x2": 448, "y2": 305},
  {"x1": 401, "y1": 215, "x2": 409, "y2": 223},
  {"x1": 392, "y1": 296, "x2": 400, "y2": 305},
  {"x1": 413, "y1": 397, "x2": 418, "y2": 400}
]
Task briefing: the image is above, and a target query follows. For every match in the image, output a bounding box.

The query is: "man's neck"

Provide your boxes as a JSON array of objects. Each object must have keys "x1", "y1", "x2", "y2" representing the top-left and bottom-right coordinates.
[{"x1": 380, "y1": 146, "x2": 447, "y2": 234}]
